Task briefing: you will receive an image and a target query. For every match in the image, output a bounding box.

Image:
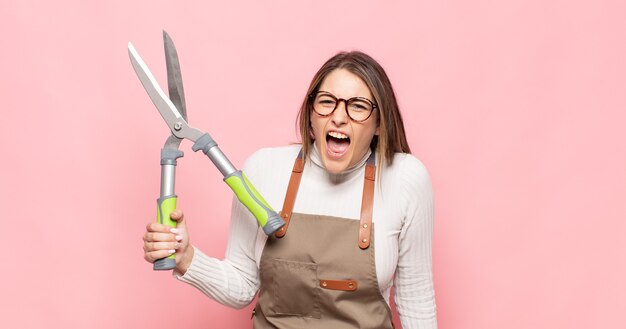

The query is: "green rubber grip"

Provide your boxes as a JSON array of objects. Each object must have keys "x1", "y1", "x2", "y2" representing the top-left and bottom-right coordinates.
[
  {"x1": 154, "y1": 195, "x2": 177, "y2": 271},
  {"x1": 224, "y1": 171, "x2": 285, "y2": 235}
]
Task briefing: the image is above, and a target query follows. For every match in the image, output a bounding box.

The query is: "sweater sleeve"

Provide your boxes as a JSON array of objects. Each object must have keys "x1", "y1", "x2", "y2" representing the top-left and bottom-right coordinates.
[
  {"x1": 394, "y1": 155, "x2": 438, "y2": 328},
  {"x1": 173, "y1": 152, "x2": 266, "y2": 309}
]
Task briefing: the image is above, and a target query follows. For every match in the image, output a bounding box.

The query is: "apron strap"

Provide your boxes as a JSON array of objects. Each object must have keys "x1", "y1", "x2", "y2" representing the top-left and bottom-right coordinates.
[
  {"x1": 275, "y1": 150, "x2": 304, "y2": 238},
  {"x1": 276, "y1": 148, "x2": 376, "y2": 249},
  {"x1": 358, "y1": 151, "x2": 376, "y2": 249}
]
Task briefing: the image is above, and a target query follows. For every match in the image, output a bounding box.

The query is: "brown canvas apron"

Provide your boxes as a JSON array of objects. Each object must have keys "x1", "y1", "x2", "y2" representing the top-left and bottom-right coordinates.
[{"x1": 253, "y1": 151, "x2": 394, "y2": 329}]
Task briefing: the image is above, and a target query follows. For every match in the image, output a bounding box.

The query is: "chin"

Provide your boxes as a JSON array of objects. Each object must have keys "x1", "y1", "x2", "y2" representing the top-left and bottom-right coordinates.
[
  {"x1": 323, "y1": 163, "x2": 344, "y2": 174},
  {"x1": 321, "y1": 154, "x2": 352, "y2": 174}
]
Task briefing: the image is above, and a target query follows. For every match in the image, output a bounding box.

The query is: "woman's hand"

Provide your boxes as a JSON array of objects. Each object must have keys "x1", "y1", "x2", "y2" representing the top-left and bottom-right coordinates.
[{"x1": 143, "y1": 209, "x2": 194, "y2": 275}]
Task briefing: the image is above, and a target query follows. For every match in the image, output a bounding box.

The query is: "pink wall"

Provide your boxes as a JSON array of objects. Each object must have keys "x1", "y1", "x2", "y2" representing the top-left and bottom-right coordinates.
[{"x1": 2, "y1": 0, "x2": 625, "y2": 328}]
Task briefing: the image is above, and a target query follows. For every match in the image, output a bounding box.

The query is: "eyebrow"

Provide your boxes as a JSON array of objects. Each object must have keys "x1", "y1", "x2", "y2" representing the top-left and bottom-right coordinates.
[{"x1": 317, "y1": 90, "x2": 374, "y2": 101}]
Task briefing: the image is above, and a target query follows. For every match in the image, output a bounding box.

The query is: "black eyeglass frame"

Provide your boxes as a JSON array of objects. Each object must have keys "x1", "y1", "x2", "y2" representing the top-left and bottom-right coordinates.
[{"x1": 309, "y1": 91, "x2": 378, "y2": 123}]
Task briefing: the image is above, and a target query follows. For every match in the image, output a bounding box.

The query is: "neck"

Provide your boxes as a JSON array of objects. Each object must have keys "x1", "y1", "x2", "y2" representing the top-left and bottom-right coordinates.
[{"x1": 308, "y1": 143, "x2": 372, "y2": 183}]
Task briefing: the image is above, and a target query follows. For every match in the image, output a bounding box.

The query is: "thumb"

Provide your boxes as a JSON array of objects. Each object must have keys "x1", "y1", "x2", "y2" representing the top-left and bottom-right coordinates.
[
  {"x1": 170, "y1": 209, "x2": 186, "y2": 227},
  {"x1": 171, "y1": 209, "x2": 189, "y2": 247}
]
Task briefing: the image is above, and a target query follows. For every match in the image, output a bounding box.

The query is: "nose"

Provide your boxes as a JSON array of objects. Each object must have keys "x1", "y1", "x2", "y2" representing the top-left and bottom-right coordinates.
[{"x1": 331, "y1": 100, "x2": 349, "y2": 125}]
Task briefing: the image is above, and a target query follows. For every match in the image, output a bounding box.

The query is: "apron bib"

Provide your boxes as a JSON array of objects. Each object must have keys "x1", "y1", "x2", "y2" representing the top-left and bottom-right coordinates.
[{"x1": 253, "y1": 150, "x2": 394, "y2": 329}]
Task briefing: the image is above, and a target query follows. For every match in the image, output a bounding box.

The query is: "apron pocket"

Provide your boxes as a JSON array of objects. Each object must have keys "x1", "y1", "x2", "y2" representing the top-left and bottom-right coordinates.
[{"x1": 267, "y1": 258, "x2": 321, "y2": 319}]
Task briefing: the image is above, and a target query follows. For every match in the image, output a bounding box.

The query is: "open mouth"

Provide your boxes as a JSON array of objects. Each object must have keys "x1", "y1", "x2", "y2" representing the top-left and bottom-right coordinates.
[{"x1": 326, "y1": 131, "x2": 351, "y2": 158}]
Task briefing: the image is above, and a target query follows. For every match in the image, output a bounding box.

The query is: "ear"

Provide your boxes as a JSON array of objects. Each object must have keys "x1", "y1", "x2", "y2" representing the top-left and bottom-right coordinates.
[{"x1": 309, "y1": 126, "x2": 316, "y2": 140}]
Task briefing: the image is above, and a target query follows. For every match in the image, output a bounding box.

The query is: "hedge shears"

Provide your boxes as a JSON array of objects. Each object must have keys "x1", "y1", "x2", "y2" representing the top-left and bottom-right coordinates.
[{"x1": 128, "y1": 31, "x2": 285, "y2": 271}]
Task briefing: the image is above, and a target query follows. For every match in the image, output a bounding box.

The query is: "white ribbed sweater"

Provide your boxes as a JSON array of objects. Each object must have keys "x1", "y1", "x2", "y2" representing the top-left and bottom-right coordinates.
[{"x1": 176, "y1": 144, "x2": 437, "y2": 328}]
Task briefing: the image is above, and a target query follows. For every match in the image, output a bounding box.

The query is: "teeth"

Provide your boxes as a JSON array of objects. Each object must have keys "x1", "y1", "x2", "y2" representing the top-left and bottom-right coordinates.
[{"x1": 328, "y1": 131, "x2": 349, "y2": 139}]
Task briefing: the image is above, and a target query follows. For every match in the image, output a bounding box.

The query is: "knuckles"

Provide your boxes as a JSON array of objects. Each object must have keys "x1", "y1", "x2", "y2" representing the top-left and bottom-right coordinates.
[
  {"x1": 146, "y1": 222, "x2": 166, "y2": 232},
  {"x1": 145, "y1": 232, "x2": 177, "y2": 242},
  {"x1": 142, "y1": 241, "x2": 178, "y2": 254}
]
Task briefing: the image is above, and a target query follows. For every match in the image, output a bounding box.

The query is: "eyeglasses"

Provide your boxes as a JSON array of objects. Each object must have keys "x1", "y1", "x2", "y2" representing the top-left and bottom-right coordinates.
[{"x1": 310, "y1": 91, "x2": 377, "y2": 122}]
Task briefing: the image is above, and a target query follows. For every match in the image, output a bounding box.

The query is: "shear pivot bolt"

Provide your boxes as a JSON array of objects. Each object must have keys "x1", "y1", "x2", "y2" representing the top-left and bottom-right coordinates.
[{"x1": 174, "y1": 122, "x2": 183, "y2": 131}]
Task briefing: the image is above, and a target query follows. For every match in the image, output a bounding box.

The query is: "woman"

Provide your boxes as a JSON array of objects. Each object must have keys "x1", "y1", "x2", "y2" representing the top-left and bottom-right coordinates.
[{"x1": 143, "y1": 51, "x2": 437, "y2": 328}]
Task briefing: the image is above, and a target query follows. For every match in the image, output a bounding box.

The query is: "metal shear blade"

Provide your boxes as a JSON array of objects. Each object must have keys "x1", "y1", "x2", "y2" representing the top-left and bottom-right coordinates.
[
  {"x1": 164, "y1": 31, "x2": 187, "y2": 126},
  {"x1": 128, "y1": 41, "x2": 203, "y2": 142}
]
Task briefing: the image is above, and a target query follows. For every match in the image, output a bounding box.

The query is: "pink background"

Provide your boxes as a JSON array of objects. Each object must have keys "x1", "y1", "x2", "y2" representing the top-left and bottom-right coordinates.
[{"x1": 2, "y1": 0, "x2": 625, "y2": 328}]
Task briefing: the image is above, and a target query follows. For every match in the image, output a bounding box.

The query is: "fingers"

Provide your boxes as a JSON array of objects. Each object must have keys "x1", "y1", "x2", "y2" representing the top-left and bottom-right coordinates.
[
  {"x1": 143, "y1": 231, "x2": 183, "y2": 243},
  {"x1": 143, "y1": 241, "x2": 181, "y2": 253},
  {"x1": 144, "y1": 249, "x2": 175, "y2": 263},
  {"x1": 145, "y1": 222, "x2": 177, "y2": 233},
  {"x1": 143, "y1": 240, "x2": 184, "y2": 264}
]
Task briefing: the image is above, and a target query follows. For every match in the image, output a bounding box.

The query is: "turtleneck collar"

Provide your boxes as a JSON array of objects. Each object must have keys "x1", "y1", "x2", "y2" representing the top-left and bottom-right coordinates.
[{"x1": 308, "y1": 142, "x2": 372, "y2": 184}]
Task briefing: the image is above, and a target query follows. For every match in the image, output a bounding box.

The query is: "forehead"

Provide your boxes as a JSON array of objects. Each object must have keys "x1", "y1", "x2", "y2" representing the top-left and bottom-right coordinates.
[{"x1": 319, "y1": 69, "x2": 373, "y2": 100}]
